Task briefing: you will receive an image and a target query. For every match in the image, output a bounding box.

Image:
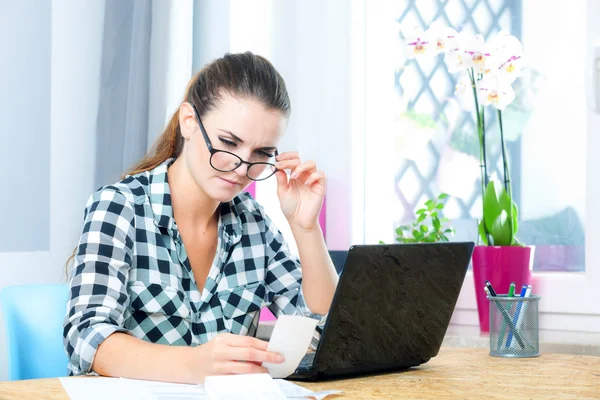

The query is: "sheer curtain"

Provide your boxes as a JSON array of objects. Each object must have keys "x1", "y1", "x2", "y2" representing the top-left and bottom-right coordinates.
[{"x1": 95, "y1": 0, "x2": 194, "y2": 189}]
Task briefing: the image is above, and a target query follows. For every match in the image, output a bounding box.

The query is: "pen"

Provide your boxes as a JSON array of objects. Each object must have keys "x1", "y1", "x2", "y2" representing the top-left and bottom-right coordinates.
[
  {"x1": 506, "y1": 285, "x2": 529, "y2": 348},
  {"x1": 484, "y1": 286, "x2": 525, "y2": 350},
  {"x1": 497, "y1": 282, "x2": 516, "y2": 350},
  {"x1": 484, "y1": 280, "x2": 497, "y2": 296},
  {"x1": 514, "y1": 285, "x2": 533, "y2": 339},
  {"x1": 508, "y1": 283, "x2": 515, "y2": 297}
]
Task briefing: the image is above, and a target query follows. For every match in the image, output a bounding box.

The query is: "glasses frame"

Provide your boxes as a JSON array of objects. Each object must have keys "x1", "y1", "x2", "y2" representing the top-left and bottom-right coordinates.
[{"x1": 190, "y1": 103, "x2": 279, "y2": 181}]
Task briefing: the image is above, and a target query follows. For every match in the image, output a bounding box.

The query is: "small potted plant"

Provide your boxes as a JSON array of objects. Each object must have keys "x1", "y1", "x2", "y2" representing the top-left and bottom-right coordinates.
[{"x1": 383, "y1": 194, "x2": 454, "y2": 244}]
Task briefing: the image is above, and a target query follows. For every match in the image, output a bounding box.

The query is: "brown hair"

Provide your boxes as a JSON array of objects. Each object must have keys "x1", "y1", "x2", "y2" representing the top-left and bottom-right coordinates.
[
  {"x1": 65, "y1": 52, "x2": 291, "y2": 276},
  {"x1": 124, "y1": 51, "x2": 291, "y2": 177}
]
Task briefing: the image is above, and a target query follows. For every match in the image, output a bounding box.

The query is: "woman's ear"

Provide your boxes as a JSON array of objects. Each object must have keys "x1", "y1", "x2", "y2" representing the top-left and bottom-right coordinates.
[{"x1": 179, "y1": 102, "x2": 196, "y2": 140}]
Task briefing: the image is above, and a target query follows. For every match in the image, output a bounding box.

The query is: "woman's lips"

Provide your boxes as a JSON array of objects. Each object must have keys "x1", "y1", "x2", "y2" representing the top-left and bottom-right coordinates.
[{"x1": 218, "y1": 177, "x2": 241, "y2": 187}]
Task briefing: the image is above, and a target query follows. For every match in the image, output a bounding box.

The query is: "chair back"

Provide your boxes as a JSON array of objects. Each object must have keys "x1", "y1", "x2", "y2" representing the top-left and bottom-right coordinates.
[{"x1": 0, "y1": 284, "x2": 69, "y2": 380}]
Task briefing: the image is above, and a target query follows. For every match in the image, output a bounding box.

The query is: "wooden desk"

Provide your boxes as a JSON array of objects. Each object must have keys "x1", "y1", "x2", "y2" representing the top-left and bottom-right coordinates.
[{"x1": 0, "y1": 347, "x2": 598, "y2": 399}]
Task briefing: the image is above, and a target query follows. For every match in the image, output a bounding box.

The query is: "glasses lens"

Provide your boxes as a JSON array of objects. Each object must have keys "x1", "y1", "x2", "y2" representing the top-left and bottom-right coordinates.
[
  {"x1": 211, "y1": 151, "x2": 242, "y2": 172},
  {"x1": 248, "y1": 163, "x2": 277, "y2": 181}
]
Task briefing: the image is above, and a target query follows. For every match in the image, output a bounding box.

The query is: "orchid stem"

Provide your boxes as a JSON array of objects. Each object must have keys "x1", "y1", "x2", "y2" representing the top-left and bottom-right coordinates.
[
  {"x1": 498, "y1": 110, "x2": 514, "y2": 244},
  {"x1": 469, "y1": 69, "x2": 490, "y2": 244}
]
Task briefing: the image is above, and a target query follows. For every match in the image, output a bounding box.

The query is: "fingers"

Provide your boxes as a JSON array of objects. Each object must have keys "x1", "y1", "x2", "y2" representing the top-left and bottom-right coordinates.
[
  {"x1": 290, "y1": 160, "x2": 317, "y2": 180},
  {"x1": 275, "y1": 158, "x2": 301, "y2": 172},
  {"x1": 217, "y1": 362, "x2": 269, "y2": 375},
  {"x1": 220, "y1": 333, "x2": 269, "y2": 351},
  {"x1": 304, "y1": 170, "x2": 326, "y2": 186},
  {"x1": 275, "y1": 151, "x2": 299, "y2": 161},
  {"x1": 225, "y1": 347, "x2": 285, "y2": 364}
]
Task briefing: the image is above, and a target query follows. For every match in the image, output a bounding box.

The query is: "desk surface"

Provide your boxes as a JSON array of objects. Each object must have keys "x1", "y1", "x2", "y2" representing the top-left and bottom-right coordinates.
[{"x1": 0, "y1": 347, "x2": 598, "y2": 399}]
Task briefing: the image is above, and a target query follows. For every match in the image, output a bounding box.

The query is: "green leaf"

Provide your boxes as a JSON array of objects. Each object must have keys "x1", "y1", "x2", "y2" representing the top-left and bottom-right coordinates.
[
  {"x1": 438, "y1": 193, "x2": 449, "y2": 199},
  {"x1": 490, "y1": 210, "x2": 512, "y2": 246},
  {"x1": 424, "y1": 200, "x2": 434, "y2": 207},
  {"x1": 417, "y1": 213, "x2": 427, "y2": 223},
  {"x1": 395, "y1": 227, "x2": 403, "y2": 235},
  {"x1": 444, "y1": 228, "x2": 453, "y2": 234},
  {"x1": 420, "y1": 225, "x2": 429, "y2": 233},
  {"x1": 379, "y1": 240, "x2": 386, "y2": 244},
  {"x1": 431, "y1": 212, "x2": 438, "y2": 218},
  {"x1": 423, "y1": 235, "x2": 436, "y2": 243},
  {"x1": 478, "y1": 220, "x2": 489, "y2": 245},
  {"x1": 416, "y1": 208, "x2": 427, "y2": 215},
  {"x1": 435, "y1": 203, "x2": 444, "y2": 210},
  {"x1": 432, "y1": 217, "x2": 441, "y2": 231},
  {"x1": 441, "y1": 235, "x2": 449, "y2": 242},
  {"x1": 483, "y1": 180, "x2": 508, "y2": 232},
  {"x1": 511, "y1": 202, "x2": 519, "y2": 237},
  {"x1": 413, "y1": 230, "x2": 423, "y2": 240}
]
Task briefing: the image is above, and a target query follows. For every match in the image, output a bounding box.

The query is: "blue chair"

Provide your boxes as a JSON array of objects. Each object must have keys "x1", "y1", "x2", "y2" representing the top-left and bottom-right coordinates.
[{"x1": 0, "y1": 284, "x2": 69, "y2": 380}]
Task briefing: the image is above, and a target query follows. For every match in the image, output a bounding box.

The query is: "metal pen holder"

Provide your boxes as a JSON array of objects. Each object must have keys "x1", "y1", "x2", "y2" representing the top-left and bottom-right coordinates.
[{"x1": 488, "y1": 295, "x2": 541, "y2": 358}]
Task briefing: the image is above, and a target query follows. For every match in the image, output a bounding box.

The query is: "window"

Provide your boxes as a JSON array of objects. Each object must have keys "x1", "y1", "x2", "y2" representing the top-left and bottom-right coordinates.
[{"x1": 359, "y1": 0, "x2": 600, "y2": 331}]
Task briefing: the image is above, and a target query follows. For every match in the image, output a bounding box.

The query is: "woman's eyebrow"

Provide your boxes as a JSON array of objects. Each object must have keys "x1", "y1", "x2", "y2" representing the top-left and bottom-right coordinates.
[{"x1": 217, "y1": 129, "x2": 277, "y2": 151}]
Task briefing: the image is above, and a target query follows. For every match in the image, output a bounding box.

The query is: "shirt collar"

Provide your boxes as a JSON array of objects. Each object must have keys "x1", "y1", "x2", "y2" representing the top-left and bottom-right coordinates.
[{"x1": 148, "y1": 158, "x2": 243, "y2": 245}]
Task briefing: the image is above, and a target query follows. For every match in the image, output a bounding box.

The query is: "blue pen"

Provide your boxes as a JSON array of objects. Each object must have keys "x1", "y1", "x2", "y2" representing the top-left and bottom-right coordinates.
[
  {"x1": 484, "y1": 285, "x2": 525, "y2": 350},
  {"x1": 506, "y1": 284, "x2": 529, "y2": 348}
]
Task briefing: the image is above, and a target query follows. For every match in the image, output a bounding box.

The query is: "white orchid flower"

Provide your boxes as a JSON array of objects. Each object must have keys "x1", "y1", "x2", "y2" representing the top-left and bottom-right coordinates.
[
  {"x1": 477, "y1": 75, "x2": 515, "y2": 110},
  {"x1": 484, "y1": 30, "x2": 524, "y2": 83},
  {"x1": 444, "y1": 32, "x2": 471, "y2": 73},
  {"x1": 403, "y1": 26, "x2": 431, "y2": 59},
  {"x1": 462, "y1": 34, "x2": 491, "y2": 75},
  {"x1": 425, "y1": 21, "x2": 458, "y2": 55},
  {"x1": 454, "y1": 72, "x2": 475, "y2": 110}
]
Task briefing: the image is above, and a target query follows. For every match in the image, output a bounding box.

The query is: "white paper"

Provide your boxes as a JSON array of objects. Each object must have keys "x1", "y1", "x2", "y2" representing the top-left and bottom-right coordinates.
[
  {"x1": 275, "y1": 379, "x2": 343, "y2": 399},
  {"x1": 120, "y1": 378, "x2": 210, "y2": 400},
  {"x1": 263, "y1": 315, "x2": 319, "y2": 378},
  {"x1": 60, "y1": 375, "x2": 341, "y2": 400},
  {"x1": 59, "y1": 377, "x2": 157, "y2": 400},
  {"x1": 205, "y1": 373, "x2": 285, "y2": 399}
]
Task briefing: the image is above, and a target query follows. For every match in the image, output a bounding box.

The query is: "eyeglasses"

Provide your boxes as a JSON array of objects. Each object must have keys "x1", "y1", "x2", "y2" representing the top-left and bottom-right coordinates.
[{"x1": 190, "y1": 104, "x2": 279, "y2": 181}]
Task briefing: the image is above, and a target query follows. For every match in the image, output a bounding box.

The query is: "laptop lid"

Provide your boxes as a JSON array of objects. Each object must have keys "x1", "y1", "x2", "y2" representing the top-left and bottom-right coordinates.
[{"x1": 311, "y1": 242, "x2": 474, "y2": 375}]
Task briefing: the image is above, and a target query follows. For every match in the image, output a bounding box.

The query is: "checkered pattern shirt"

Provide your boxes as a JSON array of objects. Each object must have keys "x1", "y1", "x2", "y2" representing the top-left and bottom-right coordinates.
[{"x1": 63, "y1": 159, "x2": 324, "y2": 376}]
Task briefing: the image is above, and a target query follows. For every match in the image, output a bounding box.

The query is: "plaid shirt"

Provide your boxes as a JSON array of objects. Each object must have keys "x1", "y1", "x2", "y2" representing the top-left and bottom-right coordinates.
[{"x1": 63, "y1": 159, "x2": 323, "y2": 376}]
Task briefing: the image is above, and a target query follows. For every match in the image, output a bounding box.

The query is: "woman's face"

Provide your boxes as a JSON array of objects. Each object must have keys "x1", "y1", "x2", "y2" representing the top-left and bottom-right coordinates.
[{"x1": 179, "y1": 92, "x2": 287, "y2": 202}]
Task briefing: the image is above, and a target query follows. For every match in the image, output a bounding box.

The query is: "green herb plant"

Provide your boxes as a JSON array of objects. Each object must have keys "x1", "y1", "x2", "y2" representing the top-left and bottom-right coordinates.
[{"x1": 385, "y1": 194, "x2": 455, "y2": 244}]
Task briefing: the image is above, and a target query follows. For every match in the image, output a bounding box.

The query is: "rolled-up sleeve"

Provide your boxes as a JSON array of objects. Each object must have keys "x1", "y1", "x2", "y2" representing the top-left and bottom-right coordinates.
[
  {"x1": 263, "y1": 215, "x2": 326, "y2": 347},
  {"x1": 63, "y1": 188, "x2": 135, "y2": 375}
]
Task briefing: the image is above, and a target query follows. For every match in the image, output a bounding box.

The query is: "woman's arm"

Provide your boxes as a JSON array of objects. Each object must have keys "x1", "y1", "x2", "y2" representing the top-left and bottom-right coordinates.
[
  {"x1": 291, "y1": 225, "x2": 338, "y2": 315},
  {"x1": 93, "y1": 332, "x2": 283, "y2": 384},
  {"x1": 273, "y1": 152, "x2": 339, "y2": 315}
]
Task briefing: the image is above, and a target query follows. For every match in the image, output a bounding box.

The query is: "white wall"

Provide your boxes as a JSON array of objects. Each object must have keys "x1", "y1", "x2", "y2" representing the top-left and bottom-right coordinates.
[
  {"x1": 0, "y1": 0, "x2": 51, "y2": 253},
  {"x1": 0, "y1": 0, "x2": 104, "y2": 381}
]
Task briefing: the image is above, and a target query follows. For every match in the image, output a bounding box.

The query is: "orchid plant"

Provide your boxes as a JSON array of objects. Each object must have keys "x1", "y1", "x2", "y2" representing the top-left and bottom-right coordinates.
[{"x1": 404, "y1": 22, "x2": 524, "y2": 246}]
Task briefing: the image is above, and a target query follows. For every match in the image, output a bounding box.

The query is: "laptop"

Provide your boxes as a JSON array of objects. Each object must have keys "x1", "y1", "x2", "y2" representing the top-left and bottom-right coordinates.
[{"x1": 288, "y1": 241, "x2": 475, "y2": 381}]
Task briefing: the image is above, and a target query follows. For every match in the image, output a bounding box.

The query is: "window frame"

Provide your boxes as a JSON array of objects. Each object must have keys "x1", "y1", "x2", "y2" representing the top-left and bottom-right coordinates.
[{"x1": 355, "y1": 0, "x2": 600, "y2": 332}]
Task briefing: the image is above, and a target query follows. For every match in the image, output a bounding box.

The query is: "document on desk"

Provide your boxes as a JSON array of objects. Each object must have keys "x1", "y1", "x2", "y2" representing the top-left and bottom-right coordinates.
[
  {"x1": 59, "y1": 375, "x2": 341, "y2": 399},
  {"x1": 263, "y1": 314, "x2": 319, "y2": 378}
]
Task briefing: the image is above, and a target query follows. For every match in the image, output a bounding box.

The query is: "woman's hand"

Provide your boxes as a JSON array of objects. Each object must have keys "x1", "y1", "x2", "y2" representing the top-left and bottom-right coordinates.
[
  {"x1": 191, "y1": 333, "x2": 284, "y2": 381},
  {"x1": 274, "y1": 152, "x2": 326, "y2": 231}
]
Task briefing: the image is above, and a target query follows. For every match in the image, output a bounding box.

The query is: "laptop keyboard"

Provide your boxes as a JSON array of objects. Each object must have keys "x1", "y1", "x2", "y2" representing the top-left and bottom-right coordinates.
[{"x1": 297, "y1": 352, "x2": 315, "y2": 370}]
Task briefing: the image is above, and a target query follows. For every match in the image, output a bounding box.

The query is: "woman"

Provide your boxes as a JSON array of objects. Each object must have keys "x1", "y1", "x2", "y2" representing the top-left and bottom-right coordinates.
[{"x1": 63, "y1": 52, "x2": 338, "y2": 384}]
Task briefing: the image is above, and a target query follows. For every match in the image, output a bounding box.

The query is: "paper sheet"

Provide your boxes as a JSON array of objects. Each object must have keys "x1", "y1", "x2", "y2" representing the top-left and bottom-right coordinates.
[
  {"x1": 60, "y1": 376, "x2": 341, "y2": 400},
  {"x1": 205, "y1": 373, "x2": 285, "y2": 399},
  {"x1": 262, "y1": 315, "x2": 319, "y2": 378}
]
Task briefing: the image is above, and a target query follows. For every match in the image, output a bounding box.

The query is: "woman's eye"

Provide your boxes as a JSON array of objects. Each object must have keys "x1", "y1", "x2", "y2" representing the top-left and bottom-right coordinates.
[
  {"x1": 219, "y1": 138, "x2": 237, "y2": 147},
  {"x1": 257, "y1": 151, "x2": 275, "y2": 158}
]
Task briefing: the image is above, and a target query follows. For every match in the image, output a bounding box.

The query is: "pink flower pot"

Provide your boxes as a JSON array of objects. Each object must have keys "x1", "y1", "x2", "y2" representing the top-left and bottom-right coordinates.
[{"x1": 472, "y1": 245, "x2": 534, "y2": 332}]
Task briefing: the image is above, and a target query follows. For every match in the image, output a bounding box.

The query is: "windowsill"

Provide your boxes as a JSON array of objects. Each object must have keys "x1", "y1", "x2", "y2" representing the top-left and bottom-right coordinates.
[
  {"x1": 257, "y1": 321, "x2": 600, "y2": 356},
  {"x1": 443, "y1": 324, "x2": 600, "y2": 356}
]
